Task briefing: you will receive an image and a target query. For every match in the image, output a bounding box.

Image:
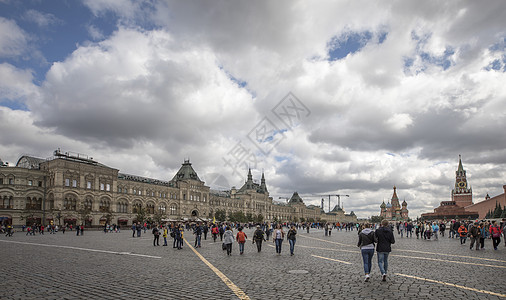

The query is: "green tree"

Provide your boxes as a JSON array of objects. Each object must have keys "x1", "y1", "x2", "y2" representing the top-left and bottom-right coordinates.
[
  {"x1": 78, "y1": 207, "x2": 92, "y2": 226},
  {"x1": 493, "y1": 202, "x2": 503, "y2": 218},
  {"x1": 102, "y1": 207, "x2": 114, "y2": 225},
  {"x1": 136, "y1": 207, "x2": 146, "y2": 224},
  {"x1": 228, "y1": 211, "x2": 247, "y2": 223},
  {"x1": 215, "y1": 209, "x2": 227, "y2": 222},
  {"x1": 152, "y1": 209, "x2": 166, "y2": 224},
  {"x1": 246, "y1": 212, "x2": 254, "y2": 222},
  {"x1": 300, "y1": 217, "x2": 305, "y2": 223},
  {"x1": 255, "y1": 214, "x2": 264, "y2": 223},
  {"x1": 370, "y1": 215, "x2": 384, "y2": 223}
]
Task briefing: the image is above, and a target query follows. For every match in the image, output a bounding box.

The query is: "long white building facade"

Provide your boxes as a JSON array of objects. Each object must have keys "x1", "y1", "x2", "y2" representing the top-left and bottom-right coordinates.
[{"x1": 0, "y1": 150, "x2": 357, "y2": 227}]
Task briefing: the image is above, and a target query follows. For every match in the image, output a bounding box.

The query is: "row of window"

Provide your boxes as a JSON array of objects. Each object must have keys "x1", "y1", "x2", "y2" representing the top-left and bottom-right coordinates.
[{"x1": 0, "y1": 178, "x2": 43, "y2": 186}]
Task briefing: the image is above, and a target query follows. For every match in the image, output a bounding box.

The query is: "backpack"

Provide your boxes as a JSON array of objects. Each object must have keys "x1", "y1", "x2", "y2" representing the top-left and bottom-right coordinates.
[
  {"x1": 237, "y1": 231, "x2": 246, "y2": 243},
  {"x1": 491, "y1": 226, "x2": 501, "y2": 238}
]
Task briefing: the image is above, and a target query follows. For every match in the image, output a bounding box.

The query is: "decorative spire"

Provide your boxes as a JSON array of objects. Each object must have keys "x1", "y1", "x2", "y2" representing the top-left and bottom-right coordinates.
[
  {"x1": 260, "y1": 172, "x2": 268, "y2": 193},
  {"x1": 457, "y1": 154, "x2": 464, "y2": 173}
]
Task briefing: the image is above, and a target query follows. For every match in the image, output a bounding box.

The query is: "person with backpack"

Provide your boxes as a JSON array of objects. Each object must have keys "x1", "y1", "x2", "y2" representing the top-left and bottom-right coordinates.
[
  {"x1": 489, "y1": 220, "x2": 502, "y2": 250},
  {"x1": 375, "y1": 219, "x2": 395, "y2": 282},
  {"x1": 458, "y1": 223, "x2": 468, "y2": 244},
  {"x1": 287, "y1": 225, "x2": 297, "y2": 256},
  {"x1": 468, "y1": 221, "x2": 481, "y2": 250},
  {"x1": 358, "y1": 223, "x2": 377, "y2": 282},
  {"x1": 223, "y1": 226, "x2": 234, "y2": 256},
  {"x1": 211, "y1": 224, "x2": 219, "y2": 242},
  {"x1": 219, "y1": 225, "x2": 225, "y2": 241},
  {"x1": 236, "y1": 227, "x2": 247, "y2": 255},
  {"x1": 253, "y1": 225, "x2": 266, "y2": 252}
]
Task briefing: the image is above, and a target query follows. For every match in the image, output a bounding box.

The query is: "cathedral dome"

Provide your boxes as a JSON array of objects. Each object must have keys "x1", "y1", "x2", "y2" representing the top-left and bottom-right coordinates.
[
  {"x1": 380, "y1": 201, "x2": 386, "y2": 208},
  {"x1": 386, "y1": 202, "x2": 392, "y2": 208}
]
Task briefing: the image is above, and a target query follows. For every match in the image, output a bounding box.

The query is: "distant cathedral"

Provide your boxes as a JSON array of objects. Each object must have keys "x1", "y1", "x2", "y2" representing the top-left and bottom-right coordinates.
[{"x1": 380, "y1": 186, "x2": 409, "y2": 221}]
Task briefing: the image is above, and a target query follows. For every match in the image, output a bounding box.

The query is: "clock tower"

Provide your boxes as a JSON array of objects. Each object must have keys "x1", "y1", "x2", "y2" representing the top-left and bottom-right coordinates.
[{"x1": 451, "y1": 155, "x2": 473, "y2": 207}]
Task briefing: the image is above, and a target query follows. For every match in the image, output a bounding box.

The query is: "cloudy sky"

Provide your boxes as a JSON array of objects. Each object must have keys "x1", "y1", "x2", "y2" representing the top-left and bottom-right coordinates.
[{"x1": 1, "y1": 0, "x2": 505, "y2": 218}]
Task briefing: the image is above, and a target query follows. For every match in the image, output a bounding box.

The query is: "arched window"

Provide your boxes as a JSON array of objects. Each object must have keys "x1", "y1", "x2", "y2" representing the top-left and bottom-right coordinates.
[
  {"x1": 1, "y1": 195, "x2": 13, "y2": 209},
  {"x1": 84, "y1": 197, "x2": 93, "y2": 211},
  {"x1": 99, "y1": 199, "x2": 111, "y2": 212},
  {"x1": 158, "y1": 203, "x2": 166, "y2": 214},
  {"x1": 132, "y1": 202, "x2": 142, "y2": 214},
  {"x1": 146, "y1": 203, "x2": 154, "y2": 214},
  {"x1": 169, "y1": 204, "x2": 177, "y2": 215},
  {"x1": 63, "y1": 196, "x2": 77, "y2": 210},
  {"x1": 117, "y1": 201, "x2": 128, "y2": 213}
]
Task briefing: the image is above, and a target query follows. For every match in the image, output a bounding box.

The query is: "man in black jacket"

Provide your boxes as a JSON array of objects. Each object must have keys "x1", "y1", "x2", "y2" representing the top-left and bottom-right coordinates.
[{"x1": 375, "y1": 220, "x2": 395, "y2": 282}]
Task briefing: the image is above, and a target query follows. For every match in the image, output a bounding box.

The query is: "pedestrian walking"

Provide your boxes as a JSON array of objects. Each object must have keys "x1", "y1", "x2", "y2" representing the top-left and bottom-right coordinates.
[
  {"x1": 236, "y1": 227, "x2": 247, "y2": 255},
  {"x1": 152, "y1": 225, "x2": 160, "y2": 246},
  {"x1": 136, "y1": 222, "x2": 142, "y2": 237},
  {"x1": 211, "y1": 224, "x2": 219, "y2": 242},
  {"x1": 131, "y1": 223, "x2": 136, "y2": 238},
  {"x1": 358, "y1": 224, "x2": 377, "y2": 282},
  {"x1": 203, "y1": 223, "x2": 209, "y2": 240},
  {"x1": 223, "y1": 226, "x2": 234, "y2": 256},
  {"x1": 375, "y1": 220, "x2": 395, "y2": 282},
  {"x1": 273, "y1": 224, "x2": 285, "y2": 255},
  {"x1": 162, "y1": 226, "x2": 168, "y2": 246},
  {"x1": 469, "y1": 221, "x2": 481, "y2": 250},
  {"x1": 287, "y1": 225, "x2": 297, "y2": 256},
  {"x1": 458, "y1": 223, "x2": 468, "y2": 244},
  {"x1": 219, "y1": 225, "x2": 225, "y2": 241},
  {"x1": 176, "y1": 225, "x2": 184, "y2": 250},
  {"x1": 490, "y1": 221, "x2": 502, "y2": 250},
  {"x1": 253, "y1": 225, "x2": 266, "y2": 252},
  {"x1": 194, "y1": 223, "x2": 202, "y2": 248}
]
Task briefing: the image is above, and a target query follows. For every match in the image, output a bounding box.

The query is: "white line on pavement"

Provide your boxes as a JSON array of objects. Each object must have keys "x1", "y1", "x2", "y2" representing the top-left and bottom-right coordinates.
[
  {"x1": 0, "y1": 240, "x2": 161, "y2": 259},
  {"x1": 395, "y1": 273, "x2": 506, "y2": 298}
]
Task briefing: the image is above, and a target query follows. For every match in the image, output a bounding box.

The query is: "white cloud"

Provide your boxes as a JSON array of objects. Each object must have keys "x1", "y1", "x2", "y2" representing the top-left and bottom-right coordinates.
[
  {"x1": 22, "y1": 9, "x2": 61, "y2": 27},
  {"x1": 0, "y1": 17, "x2": 29, "y2": 58},
  {"x1": 1, "y1": 1, "x2": 506, "y2": 218}
]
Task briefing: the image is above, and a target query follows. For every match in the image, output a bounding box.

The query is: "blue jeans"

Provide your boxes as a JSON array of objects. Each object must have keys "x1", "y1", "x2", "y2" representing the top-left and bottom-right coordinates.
[
  {"x1": 195, "y1": 235, "x2": 201, "y2": 247},
  {"x1": 361, "y1": 249, "x2": 374, "y2": 274},
  {"x1": 289, "y1": 239, "x2": 296, "y2": 254},
  {"x1": 377, "y1": 252, "x2": 389, "y2": 275},
  {"x1": 239, "y1": 242, "x2": 245, "y2": 253},
  {"x1": 275, "y1": 239, "x2": 283, "y2": 253}
]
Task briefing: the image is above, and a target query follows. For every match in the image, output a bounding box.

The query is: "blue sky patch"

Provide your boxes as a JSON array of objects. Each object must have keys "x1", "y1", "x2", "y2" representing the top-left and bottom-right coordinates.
[
  {"x1": 327, "y1": 31, "x2": 373, "y2": 61},
  {"x1": 0, "y1": 1, "x2": 119, "y2": 84}
]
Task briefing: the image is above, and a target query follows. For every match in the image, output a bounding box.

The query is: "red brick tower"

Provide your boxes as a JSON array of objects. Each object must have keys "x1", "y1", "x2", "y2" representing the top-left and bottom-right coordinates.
[{"x1": 451, "y1": 155, "x2": 473, "y2": 207}]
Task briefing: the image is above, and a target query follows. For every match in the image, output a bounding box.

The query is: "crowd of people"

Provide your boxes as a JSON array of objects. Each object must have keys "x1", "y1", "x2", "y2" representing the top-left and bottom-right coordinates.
[
  {"x1": 0, "y1": 223, "x2": 92, "y2": 236},
  {"x1": 356, "y1": 218, "x2": 505, "y2": 282},
  {"x1": 386, "y1": 219, "x2": 506, "y2": 251}
]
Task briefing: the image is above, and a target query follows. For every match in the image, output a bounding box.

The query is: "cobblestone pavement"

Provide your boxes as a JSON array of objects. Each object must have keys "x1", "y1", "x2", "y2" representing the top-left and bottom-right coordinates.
[{"x1": 1, "y1": 228, "x2": 505, "y2": 299}]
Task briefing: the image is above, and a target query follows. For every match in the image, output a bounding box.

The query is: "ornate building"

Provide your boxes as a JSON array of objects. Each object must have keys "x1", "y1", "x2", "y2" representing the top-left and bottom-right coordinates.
[
  {"x1": 379, "y1": 186, "x2": 409, "y2": 221},
  {"x1": 0, "y1": 150, "x2": 357, "y2": 227},
  {"x1": 421, "y1": 156, "x2": 478, "y2": 220}
]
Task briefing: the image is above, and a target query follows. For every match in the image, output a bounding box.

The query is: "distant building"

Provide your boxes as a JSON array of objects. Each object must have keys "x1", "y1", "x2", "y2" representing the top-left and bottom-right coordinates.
[
  {"x1": 465, "y1": 186, "x2": 506, "y2": 219},
  {"x1": 421, "y1": 156, "x2": 479, "y2": 220},
  {"x1": 380, "y1": 186, "x2": 409, "y2": 221},
  {"x1": 0, "y1": 150, "x2": 357, "y2": 227}
]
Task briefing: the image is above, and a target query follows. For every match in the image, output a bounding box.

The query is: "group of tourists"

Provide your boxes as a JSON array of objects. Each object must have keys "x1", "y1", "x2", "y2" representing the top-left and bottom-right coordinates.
[
  {"x1": 3, "y1": 223, "x2": 86, "y2": 236},
  {"x1": 147, "y1": 221, "x2": 300, "y2": 256},
  {"x1": 389, "y1": 219, "x2": 506, "y2": 250},
  {"x1": 358, "y1": 220, "x2": 395, "y2": 282}
]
